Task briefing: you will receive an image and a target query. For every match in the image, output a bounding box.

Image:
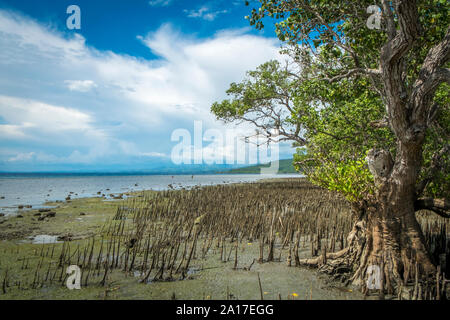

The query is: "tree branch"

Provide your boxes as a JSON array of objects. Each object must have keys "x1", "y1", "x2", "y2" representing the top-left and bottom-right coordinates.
[
  {"x1": 370, "y1": 117, "x2": 390, "y2": 129},
  {"x1": 301, "y1": 2, "x2": 362, "y2": 67},
  {"x1": 411, "y1": 26, "x2": 450, "y2": 121},
  {"x1": 381, "y1": 0, "x2": 396, "y2": 40},
  {"x1": 415, "y1": 198, "x2": 450, "y2": 218},
  {"x1": 379, "y1": 1, "x2": 422, "y2": 141},
  {"x1": 322, "y1": 68, "x2": 381, "y2": 83},
  {"x1": 416, "y1": 143, "x2": 450, "y2": 196}
]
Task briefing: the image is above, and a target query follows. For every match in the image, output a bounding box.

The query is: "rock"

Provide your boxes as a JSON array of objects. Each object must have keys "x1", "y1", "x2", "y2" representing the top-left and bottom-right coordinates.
[
  {"x1": 34, "y1": 213, "x2": 41, "y2": 217},
  {"x1": 0, "y1": 213, "x2": 4, "y2": 217},
  {"x1": 80, "y1": 212, "x2": 86, "y2": 216},
  {"x1": 17, "y1": 215, "x2": 23, "y2": 218},
  {"x1": 39, "y1": 209, "x2": 51, "y2": 213},
  {"x1": 25, "y1": 205, "x2": 32, "y2": 209},
  {"x1": 38, "y1": 216, "x2": 46, "y2": 221},
  {"x1": 18, "y1": 205, "x2": 24, "y2": 209},
  {"x1": 0, "y1": 196, "x2": 5, "y2": 199},
  {"x1": 46, "y1": 212, "x2": 56, "y2": 218},
  {"x1": 57, "y1": 234, "x2": 74, "y2": 241},
  {"x1": 65, "y1": 196, "x2": 71, "y2": 201},
  {"x1": 127, "y1": 238, "x2": 137, "y2": 248}
]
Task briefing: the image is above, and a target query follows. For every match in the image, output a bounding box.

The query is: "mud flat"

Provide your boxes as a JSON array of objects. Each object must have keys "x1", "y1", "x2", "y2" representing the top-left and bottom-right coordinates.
[{"x1": 0, "y1": 178, "x2": 447, "y2": 300}]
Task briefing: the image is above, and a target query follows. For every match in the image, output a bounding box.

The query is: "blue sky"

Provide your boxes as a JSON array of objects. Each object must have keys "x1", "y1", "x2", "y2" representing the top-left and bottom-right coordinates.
[{"x1": 0, "y1": 0, "x2": 296, "y2": 172}]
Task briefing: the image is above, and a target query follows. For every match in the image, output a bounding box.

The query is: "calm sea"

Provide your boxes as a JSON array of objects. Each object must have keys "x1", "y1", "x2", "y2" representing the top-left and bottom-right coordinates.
[{"x1": 0, "y1": 174, "x2": 301, "y2": 216}]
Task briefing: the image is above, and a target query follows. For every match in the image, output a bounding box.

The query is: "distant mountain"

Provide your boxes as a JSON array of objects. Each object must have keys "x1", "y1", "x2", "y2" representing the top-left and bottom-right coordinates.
[
  {"x1": 0, "y1": 160, "x2": 246, "y2": 175},
  {"x1": 0, "y1": 160, "x2": 300, "y2": 176},
  {"x1": 0, "y1": 164, "x2": 245, "y2": 176},
  {"x1": 218, "y1": 159, "x2": 298, "y2": 174}
]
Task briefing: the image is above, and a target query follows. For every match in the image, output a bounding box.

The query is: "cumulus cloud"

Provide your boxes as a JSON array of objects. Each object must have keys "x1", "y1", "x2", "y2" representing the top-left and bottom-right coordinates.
[
  {"x1": 64, "y1": 80, "x2": 97, "y2": 92},
  {"x1": 0, "y1": 9, "x2": 290, "y2": 170}
]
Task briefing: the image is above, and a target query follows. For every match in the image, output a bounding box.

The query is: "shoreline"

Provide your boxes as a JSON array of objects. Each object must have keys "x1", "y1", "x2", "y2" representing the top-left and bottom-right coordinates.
[
  {"x1": 0, "y1": 174, "x2": 303, "y2": 217},
  {"x1": 0, "y1": 177, "x2": 304, "y2": 242}
]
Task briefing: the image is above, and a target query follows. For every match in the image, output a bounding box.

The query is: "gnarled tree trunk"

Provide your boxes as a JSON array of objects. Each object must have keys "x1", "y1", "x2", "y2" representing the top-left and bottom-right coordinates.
[
  {"x1": 300, "y1": 1, "x2": 450, "y2": 294},
  {"x1": 299, "y1": 103, "x2": 444, "y2": 297}
]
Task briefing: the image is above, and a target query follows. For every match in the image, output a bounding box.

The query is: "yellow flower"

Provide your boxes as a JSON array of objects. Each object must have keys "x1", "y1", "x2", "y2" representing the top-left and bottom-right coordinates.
[
  {"x1": 248, "y1": 243, "x2": 252, "y2": 245},
  {"x1": 264, "y1": 292, "x2": 269, "y2": 295},
  {"x1": 292, "y1": 293, "x2": 299, "y2": 297}
]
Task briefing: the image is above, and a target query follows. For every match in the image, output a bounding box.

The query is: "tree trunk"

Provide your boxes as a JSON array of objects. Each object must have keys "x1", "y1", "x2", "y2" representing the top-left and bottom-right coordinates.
[{"x1": 300, "y1": 142, "x2": 437, "y2": 297}]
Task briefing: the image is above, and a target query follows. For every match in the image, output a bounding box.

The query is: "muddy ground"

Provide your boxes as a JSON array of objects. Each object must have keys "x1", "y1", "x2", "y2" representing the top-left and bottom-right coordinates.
[{"x1": 0, "y1": 180, "x2": 391, "y2": 300}]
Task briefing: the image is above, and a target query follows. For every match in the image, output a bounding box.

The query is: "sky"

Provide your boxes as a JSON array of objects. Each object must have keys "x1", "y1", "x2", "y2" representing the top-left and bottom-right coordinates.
[{"x1": 0, "y1": 0, "x2": 296, "y2": 172}]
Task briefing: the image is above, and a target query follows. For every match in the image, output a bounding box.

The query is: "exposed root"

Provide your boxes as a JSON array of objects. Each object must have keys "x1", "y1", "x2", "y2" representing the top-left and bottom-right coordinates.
[{"x1": 298, "y1": 215, "x2": 441, "y2": 299}]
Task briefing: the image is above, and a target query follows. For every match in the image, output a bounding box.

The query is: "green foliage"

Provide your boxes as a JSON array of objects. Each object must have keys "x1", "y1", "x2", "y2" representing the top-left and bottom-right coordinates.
[
  {"x1": 295, "y1": 152, "x2": 374, "y2": 202},
  {"x1": 290, "y1": 75, "x2": 391, "y2": 202},
  {"x1": 213, "y1": 0, "x2": 450, "y2": 203},
  {"x1": 420, "y1": 83, "x2": 450, "y2": 199}
]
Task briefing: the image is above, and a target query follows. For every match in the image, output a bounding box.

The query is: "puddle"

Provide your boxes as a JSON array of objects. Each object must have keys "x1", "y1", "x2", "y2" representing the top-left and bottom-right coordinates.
[
  {"x1": 187, "y1": 267, "x2": 201, "y2": 276},
  {"x1": 25, "y1": 235, "x2": 62, "y2": 244}
]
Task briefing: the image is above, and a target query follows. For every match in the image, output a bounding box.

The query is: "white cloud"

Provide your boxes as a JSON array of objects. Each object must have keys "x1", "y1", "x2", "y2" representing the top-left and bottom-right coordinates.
[
  {"x1": 0, "y1": 124, "x2": 29, "y2": 139},
  {"x1": 141, "y1": 152, "x2": 167, "y2": 158},
  {"x1": 64, "y1": 80, "x2": 97, "y2": 92},
  {"x1": 0, "y1": 9, "x2": 289, "y2": 168},
  {"x1": 0, "y1": 95, "x2": 95, "y2": 134},
  {"x1": 149, "y1": 0, "x2": 173, "y2": 7},
  {"x1": 184, "y1": 7, "x2": 228, "y2": 21},
  {"x1": 8, "y1": 152, "x2": 35, "y2": 162}
]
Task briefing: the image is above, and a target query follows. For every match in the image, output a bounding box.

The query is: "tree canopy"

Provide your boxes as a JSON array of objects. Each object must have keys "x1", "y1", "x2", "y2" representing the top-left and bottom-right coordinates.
[{"x1": 212, "y1": 0, "x2": 449, "y2": 205}]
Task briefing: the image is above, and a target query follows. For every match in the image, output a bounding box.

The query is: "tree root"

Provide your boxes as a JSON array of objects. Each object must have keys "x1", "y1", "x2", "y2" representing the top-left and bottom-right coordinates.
[{"x1": 297, "y1": 217, "x2": 441, "y2": 300}]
